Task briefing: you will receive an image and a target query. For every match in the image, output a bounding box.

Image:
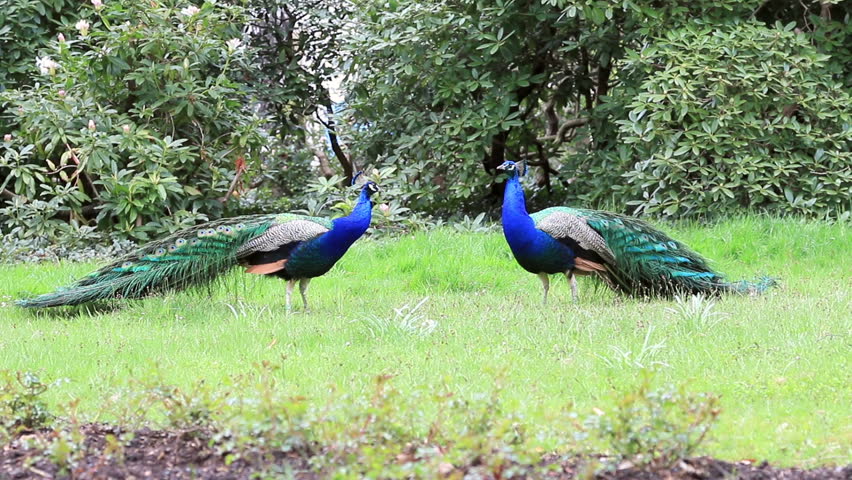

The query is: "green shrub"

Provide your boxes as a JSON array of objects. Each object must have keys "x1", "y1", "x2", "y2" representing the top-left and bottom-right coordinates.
[
  {"x1": 0, "y1": 371, "x2": 58, "y2": 432},
  {"x1": 574, "y1": 20, "x2": 851, "y2": 219},
  {"x1": 584, "y1": 378, "x2": 721, "y2": 467},
  {"x1": 0, "y1": 0, "x2": 77, "y2": 91},
  {"x1": 0, "y1": 0, "x2": 266, "y2": 241}
]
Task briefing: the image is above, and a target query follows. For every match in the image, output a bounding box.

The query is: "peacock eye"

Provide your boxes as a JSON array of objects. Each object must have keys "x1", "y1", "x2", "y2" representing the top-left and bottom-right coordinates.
[
  {"x1": 154, "y1": 248, "x2": 166, "y2": 256},
  {"x1": 190, "y1": 238, "x2": 200, "y2": 245},
  {"x1": 235, "y1": 223, "x2": 245, "y2": 230},
  {"x1": 121, "y1": 261, "x2": 133, "y2": 268},
  {"x1": 168, "y1": 245, "x2": 178, "y2": 252},
  {"x1": 216, "y1": 226, "x2": 226, "y2": 232},
  {"x1": 176, "y1": 238, "x2": 187, "y2": 246}
]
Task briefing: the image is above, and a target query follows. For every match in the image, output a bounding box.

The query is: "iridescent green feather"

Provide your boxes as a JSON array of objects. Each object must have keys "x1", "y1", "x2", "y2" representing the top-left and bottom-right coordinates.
[
  {"x1": 17, "y1": 213, "x2": 333, "y2": 308},
  {"x1": 531, "y1": 207, "x2": 775, "y2": 296}
]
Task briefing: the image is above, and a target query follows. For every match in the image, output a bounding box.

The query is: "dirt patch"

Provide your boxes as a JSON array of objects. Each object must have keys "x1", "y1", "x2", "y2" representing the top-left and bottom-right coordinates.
[
  {"x1": 1, "y1": 424, "x2": 848, "y2": 479},
  {"x1": 0, "y1": 424, "x2": 314, "y2": 479}
]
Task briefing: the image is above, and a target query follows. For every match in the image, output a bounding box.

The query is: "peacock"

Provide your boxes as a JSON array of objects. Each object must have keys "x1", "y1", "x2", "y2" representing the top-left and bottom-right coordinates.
[
  {"x1": 18, "y1": 180, "x2": 380, "y2": 310},
  {"x1": 497, "y1": 161, "x2": 774, "y2": 303}
]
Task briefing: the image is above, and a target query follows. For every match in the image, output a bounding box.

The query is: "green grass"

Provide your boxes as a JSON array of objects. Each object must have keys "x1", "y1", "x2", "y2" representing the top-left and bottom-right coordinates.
[{"x1": 0, "y1": 216, "x2": 849, "y2": 467}]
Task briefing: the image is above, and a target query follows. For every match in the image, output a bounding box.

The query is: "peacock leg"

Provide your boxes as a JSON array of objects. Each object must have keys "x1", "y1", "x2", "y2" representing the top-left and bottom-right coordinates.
[
  {"x1": 538, "y1": 273, "x2": 550, "y2": 305},
  {"x1": 566, "y1": 271, "x2": 579, "y2": 303},
  {"x1": 285, "y1": 279, "x2": 296, "y2": 311},
  {"x1": 299, "y1": 278, "x2": 311, "y2": 311}
]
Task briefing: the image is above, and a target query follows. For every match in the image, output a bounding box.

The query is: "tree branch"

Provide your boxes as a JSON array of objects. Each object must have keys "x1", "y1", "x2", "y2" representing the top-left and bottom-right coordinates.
[
  {"x1": 320, "y1": 104, "x2": 354, "y2": 184},
  {"x1": 1, "y1": 188, "x2": 18, "y2": 201},
  {"x1": 538, "y1": 117, "x2": 589, "y2": 144},
  {"x1": 314, "y1": 148, "x2": 336, "y2": 178}
]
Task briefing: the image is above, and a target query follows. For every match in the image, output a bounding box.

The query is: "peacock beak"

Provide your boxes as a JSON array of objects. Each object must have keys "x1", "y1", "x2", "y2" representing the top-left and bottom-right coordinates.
[{"x1": 496, "y1": 164, "x2": 507, "y2": 171}]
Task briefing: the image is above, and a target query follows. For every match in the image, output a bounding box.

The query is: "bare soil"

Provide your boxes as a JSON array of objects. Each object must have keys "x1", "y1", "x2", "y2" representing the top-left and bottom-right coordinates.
[{"x1": 1, "y1": 424, "x2": 848, "y2": 479}]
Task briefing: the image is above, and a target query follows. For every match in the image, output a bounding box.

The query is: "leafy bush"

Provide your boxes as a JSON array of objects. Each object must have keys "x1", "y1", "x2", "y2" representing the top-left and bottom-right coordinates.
[
  {"x1": 0, "y1": 0, "x2": 77, "y2": 91},
  {"x1": 0, "y1": 371, "x2": 59, "y2": 432},
  {"x1": 584, "y1": 378, "x2": 720, "y2": 467},
  {"x1": 571, "y1": 20, "x2": 851, "y2": 219},
  {"x1": 0, "y1": 0, "x2": 266, "y2": 241}
]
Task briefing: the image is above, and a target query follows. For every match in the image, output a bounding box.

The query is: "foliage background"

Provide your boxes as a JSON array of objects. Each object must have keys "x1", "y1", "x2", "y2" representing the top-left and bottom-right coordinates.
[{"x1": 0, "y1": 0, "x2": 849, "y2": 249}]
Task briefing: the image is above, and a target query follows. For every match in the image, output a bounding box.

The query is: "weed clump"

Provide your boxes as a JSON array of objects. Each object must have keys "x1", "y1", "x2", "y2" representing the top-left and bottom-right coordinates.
[
  {"x1": 0, "y1": 371, "x2": 59, "y2": 433},
  {"x1": 584, "y1": 375, "x2": 721, "y2": 468}
]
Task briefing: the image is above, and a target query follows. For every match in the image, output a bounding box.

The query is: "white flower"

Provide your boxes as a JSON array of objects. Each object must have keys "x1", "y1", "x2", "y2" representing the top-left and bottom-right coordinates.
[
  {"x1": 58, "y1": 90, "x2": 66, "y2": 97},
  {"x1": 122, "y1": 125, "x2": 131, "y2": 133},
  {"x1": 75, "y1": 19, "x2": 90, "y2": 36},
  {"x1": 88, "y1": 119, "x2": 96, "y2": 131},
  {"x1": 57, "y1": 33, "x2": 66, "y2": 43},
  {"x1": 91, "y1": 0, "x2": 103, "y2": 10},
  {"x1": 180, "y1": 5, "x2": 200, "y2": 16},
  {"x1": 3, "y1": 134, "x2": 11, "y2": 142},
  {"x1": 379, "y1": 204, "x2": 390, "y2": 214},
  {"x1": 36, "y1": 56, "x2": 59, "y2": 75},
  {"x1": 225, "y1": 38, "x2": 242, "y2": 52}
]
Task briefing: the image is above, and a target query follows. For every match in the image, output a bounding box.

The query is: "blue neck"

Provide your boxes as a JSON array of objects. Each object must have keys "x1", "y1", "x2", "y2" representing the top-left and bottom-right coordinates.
[
  {"x1": 501, "y1": 169, "x2": 577, "y2": 274},
  {"x1": 502, "y1": 173, "x2": 534, "y2": 231},
  {"x1": 323, "y1": 188, "x2": 373, "y2": 256}
]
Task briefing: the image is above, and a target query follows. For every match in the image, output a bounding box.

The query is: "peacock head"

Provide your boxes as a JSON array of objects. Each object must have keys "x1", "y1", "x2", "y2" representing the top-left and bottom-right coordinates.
[
  {"x1": 496, "y1": 160, "x2": 526, "y2": 177},
  {"x1": 363, "y1": 181, "x2": 380, "y2": 196},
  {"x1": 353, "y1": 171, "x2": 380, "y2": 198}
]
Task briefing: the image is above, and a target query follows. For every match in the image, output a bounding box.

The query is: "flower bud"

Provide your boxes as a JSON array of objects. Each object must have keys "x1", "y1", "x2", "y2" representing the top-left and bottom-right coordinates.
[
  {"x1": 3, "y1": 134, "x2": 11, "y2": 142},
  {"x1": 122, "y1": 124, "x2": 131, "y2": 133},
  {"x1": 181, "y1": 5, "x2": 200, "y2": 16},
  {"x1": 58, "y1": 90, "x2": 66, "y2": 97},
  {"x1": 91, "y1": 0, "x2": 103, "y2": 10},
  {"x1": 226, "y1": 38, "x2": 242, "y2": 52},
  {"x1": 88, "y1": 119, "x2": 96, "y2": 131},
  {"x1": 57, "y1": 33, "x2": 66, "y2": 43},
  {"x1": 36, "y1": 56, "x2": 59, "y2": 76},
  {"x1": 75, "y1": 19, "x2": 91, "y2": 37}
]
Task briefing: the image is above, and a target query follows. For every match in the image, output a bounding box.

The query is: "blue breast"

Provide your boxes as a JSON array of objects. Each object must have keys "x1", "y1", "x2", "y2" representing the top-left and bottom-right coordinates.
[
  {"x1": 283, "y1": 236, "x2": 342, "y2": 279},
  {"x1": 504, "y1": 224, "x2": 576, "y2": 274},
  {"x1": 281, "y1": 194, "x2": 372, "y2": 280},
  {"x1": 501, "y1": 173, "x2": 577, "y2": 275}
]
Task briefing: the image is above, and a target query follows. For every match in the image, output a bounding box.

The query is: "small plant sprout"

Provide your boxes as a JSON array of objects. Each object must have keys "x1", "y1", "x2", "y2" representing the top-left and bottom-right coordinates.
[
  {"x1": 666, "y1": 294, "x2": 728, "y2": 333},
  {"x1": 356, "y1": 297, "x2": 436, "y2": 338},
  {"x1": 223, "y1": 300, "x2": 270, "y2": 324},
  {"x1": 452, "y1": 212, "x2": 496, "y2": 233},
  {"x1": 598, "y1": 325, "x2": 669, "y2": 370}
]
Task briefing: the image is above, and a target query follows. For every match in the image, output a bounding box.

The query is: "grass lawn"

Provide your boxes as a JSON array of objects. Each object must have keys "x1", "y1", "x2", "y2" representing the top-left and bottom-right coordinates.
[{"x1": 0, "y1": 216, "x2": 849, "y2": 468}]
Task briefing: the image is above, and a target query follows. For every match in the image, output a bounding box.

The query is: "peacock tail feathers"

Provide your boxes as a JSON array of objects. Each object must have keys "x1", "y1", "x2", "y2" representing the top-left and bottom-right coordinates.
[
  {"x1": 17, "y1": 213, "x2": 333, "y2": 308},
  {"x1": 532, "y1": 207, "x2": 774, "y2": 297}
]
